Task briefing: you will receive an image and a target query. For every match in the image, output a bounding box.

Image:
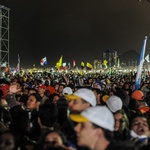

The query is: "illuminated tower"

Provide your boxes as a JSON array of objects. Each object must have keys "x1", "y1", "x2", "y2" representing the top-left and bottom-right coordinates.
[{"x1": 0, "y1": 5, "x2": 10, "y2": 69}]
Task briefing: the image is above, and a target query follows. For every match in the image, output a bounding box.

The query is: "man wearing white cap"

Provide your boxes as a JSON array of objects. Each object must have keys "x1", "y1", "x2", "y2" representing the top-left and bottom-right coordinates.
[
  {"x1": 65, "y1": 88, "x2": 96, "y2": 114},
  {"x1": 70, "y1": 106, "x2": 116, "y2": 150}
]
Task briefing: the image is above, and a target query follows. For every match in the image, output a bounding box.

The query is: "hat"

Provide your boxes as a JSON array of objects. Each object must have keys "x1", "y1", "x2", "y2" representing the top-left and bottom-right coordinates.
[
  {"x1": 38, "y1": 85, "x2": 46, "y2": 90},
  {"x1": 46, "y1": 86, "x2": 56, "y2": 94},
  {"x1": 131, "y1": 90, "x2": 144, "y2": 101},
  {"x1": 70, "y1": 106, "x2": 114, "y2": 131},
  {"x1": 63, "y1": 87, "x2": 73, "y2": 95},
  {"x1": 106, "y1": 95, "x2": 123, "y2": 113},
  {"x1": 138, "y1": 106, "x2": 150, "y2": 114},
  {"x1": 65, "y1": 88, "x2": 96, "y2": 106},
  {"x1": 102, "y1": 95, "x2": 109, "y2": 102}
]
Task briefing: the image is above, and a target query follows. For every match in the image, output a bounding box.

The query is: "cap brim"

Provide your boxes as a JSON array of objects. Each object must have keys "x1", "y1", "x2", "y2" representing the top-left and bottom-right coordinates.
[
  {"x1": 102, "y1": 95, "x2": 109, "y2": 102},
  {"x1": 70, "y1": 114, "x2": 89, "y2": 122},
  {"x1": 138, "y1": 107, "x2": 150, "y2": 114},
  {"x1": 65, "y1": 94, "x2": 80, "y2": 100}
]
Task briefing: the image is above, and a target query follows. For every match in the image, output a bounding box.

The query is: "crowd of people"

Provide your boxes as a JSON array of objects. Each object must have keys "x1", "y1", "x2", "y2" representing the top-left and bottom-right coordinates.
[{"x1": 0, "y1": 70, "x2": 150, "y2": 150}]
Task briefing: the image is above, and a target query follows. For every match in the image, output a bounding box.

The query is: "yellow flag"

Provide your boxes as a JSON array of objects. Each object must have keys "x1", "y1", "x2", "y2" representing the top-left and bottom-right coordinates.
[
  {"x1": 81, "y1": 62, "x2": 84, "y2": 67},
  {"x1": 86, "y1": 62, "x2": 93, "y2": 69},
  {"x1": 56, "y1": 56, "x2": 63, "y2": 68},
  {"x1": 103, "y1": 60, "x2": 108, "y2": 66},
  {"x1": 78, "y1": 70, "x2": 83, "y2": 75}
]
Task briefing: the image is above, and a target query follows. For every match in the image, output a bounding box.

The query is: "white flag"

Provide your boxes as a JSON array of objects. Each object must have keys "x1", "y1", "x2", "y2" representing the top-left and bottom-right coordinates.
[{"x1": 145, "y1": 54, "x2": 149, "y2": 62}]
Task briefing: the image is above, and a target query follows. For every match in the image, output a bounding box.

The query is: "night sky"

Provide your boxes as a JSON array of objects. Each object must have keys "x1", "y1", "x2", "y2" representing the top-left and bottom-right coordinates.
[{"x1": 1, "y1": 0, "x2": 150, "y2": 68}]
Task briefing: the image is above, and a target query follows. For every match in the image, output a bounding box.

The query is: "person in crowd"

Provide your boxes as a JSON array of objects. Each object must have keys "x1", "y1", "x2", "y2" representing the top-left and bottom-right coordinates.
[
  {"x1": 65, "y1": 88, "x2": 96, "y2": 114},
  {"x1": 70, "y1": 106, "x2": 124, "y2": 150},
  {"x1": 37, "y1": 130, "x2": 76, "y2": 150},
  {"x1": 58, "y1": 83, "x2": 66, "y2": 97},
  {"x1": 28, "y1": 88, "x2": 38, "y2": 95},
  {"x1": 92, "y1": 88, "x2": 101, "y2": 105},
  {"x1": 49, "y1": 93, "x2": 60, "y2": 105},
  {"x1": 131, "y1": 90, "x2": 146, "y2": 108},
  {"x1": 19, "y1": 87, "x2": 30, "y2": 105},
  {"x1": 62, "y1": 87, "x2": 73, "y2": 96},
  {"x1": 0, "y1": 130, "x2": 17, "y2": 150},
  {"x1": 37, "y1": 85, "x2": 49, "y2": 105},
  {"x1": 114, "y1": 109, "x2": 130, "y2": 141},
  {"x1": 9, "y1": 93, "x2": 41, "y2": 148},
  {"x1": 0, "y1": 106, "x2": 12, "y2": 134},
  {"x1": 54, "y1": 82, "x2": 59, "y2": 93},
  {"x1": 106, "y1": 95, "x2": 123, "y2": 113},
  {"x1": 130, "y1": 113, "x2": 150, "y2": 149},
  {"x1": 145, "y1": 91, "x2": 150, "y2": 106},
  {"x1": 38, "y1": 102, "x2": 58, "y2": 132},
  {"x1": 6, "y1": 82, "x2": 21, "y2": 108},
  {"x1": 0, "y1": 97, "x2": 9, "y2": 110}
]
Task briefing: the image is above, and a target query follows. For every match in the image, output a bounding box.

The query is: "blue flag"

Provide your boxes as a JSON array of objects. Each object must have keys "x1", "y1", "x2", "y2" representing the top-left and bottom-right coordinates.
[{"x1": 135, "y1": 36, "x2": 147, "y2": 90}]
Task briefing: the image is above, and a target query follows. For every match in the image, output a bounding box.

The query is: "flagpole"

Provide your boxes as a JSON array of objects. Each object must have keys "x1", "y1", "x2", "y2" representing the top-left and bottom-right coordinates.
[
  {"x1": 17, "y1": 54, "x2": 20, "y2": 74},
  {"x1": 135, "y1": 36, "x2": 147, "y2": 90}
]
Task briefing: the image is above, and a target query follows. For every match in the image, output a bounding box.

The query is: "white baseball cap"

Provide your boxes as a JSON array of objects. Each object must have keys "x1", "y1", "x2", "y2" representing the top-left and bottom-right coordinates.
[
  {"x1": 63, "y1": 87, "x2": 73, "y2": 95},
  {"x1": 106, "y1": 95, "x2": 123, "y2": 113},
  {"x1": 70, "y1": 106, "x2": 115, "y2": 131},
  {"x1": 65, "y1": 88, "x2": 96, "y2": 106}
]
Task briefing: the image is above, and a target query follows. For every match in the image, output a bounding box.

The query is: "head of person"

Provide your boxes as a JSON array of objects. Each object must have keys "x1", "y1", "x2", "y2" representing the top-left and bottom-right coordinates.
[
  {"x1": 39, "y1": 130, "x2": 67, "y2": 150},
  {"x1": 0, "y1": 130, "x2": 16, "y2": 150},
  {"x1": 92, "y1": 88, "x2": 101, "y2": 105},
  {"x1": 114, "y1": 109, "x2": 129, "y2": 132},
  {"x1": 58, "y1": 83, "x2": 66, "y2": 95},
  {"x1": 106, "y1": 95, "x2": 123, "y2": 113},
  {"x1": 131, "y1": 90, "x2": 144, "y2": 101},
  {"x1": 38, "y1": 103, "x2": 58, "y2": 130},
  {"x1": 26, "y1": 93, "x2": 41, "y2": 111},
  {"x1": 28, "y1": 88, "x2": 38, "y2": 96},
  {"x1": 65, "y1": 88, "x2": 96, "y2": 113},
  {"x1": 0, "y1": 98, "x2": 8, "y2": 107},
  {"x1": 38, "y1": 85, "x2": 47, "y2": 96},
  {"x1": 50, "y1": 93, "x2": 60, "y2": 105},
  {"x1": 70, "y1": 106, "x2": 114, "y2": 150},
  {"x1": 131, "y1": 90, "x2": 146, "y2": 109},
  {"x1": 130, "y1": 113, "x2": 149, "y2": 136},
  {"x1": 54, "y1": 83, "x2": 59, "y2": 92},
  {"x1": 62, "y1": 87, "x2": 73, "y2": 96}
]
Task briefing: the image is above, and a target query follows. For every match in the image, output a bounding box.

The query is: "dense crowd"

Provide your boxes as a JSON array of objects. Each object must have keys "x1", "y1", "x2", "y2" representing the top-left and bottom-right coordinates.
[{"x1": 0, "y1": 71, "x2": 150, "y2": 150}]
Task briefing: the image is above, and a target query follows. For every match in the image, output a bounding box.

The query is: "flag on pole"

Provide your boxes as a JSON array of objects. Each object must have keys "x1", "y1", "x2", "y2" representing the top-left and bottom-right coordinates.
[
  {"x1": 135, "y1": 36, "x2": 147, "y2": 90},
  {"x1": 103, "y1": 59, "x2": 108, "y2": 68},
  {"x1": 56, "y1": 55, "x2": 63, "y2": 69},
  {"x1": 81, "y1": 62, "x2": 84, "y2": 69},
  {"x1": 17, "y1": 54, "x2": 20, "y2": 72},
  {"x1": 86, "y1": 62, "x2": 93, "y2": 70},
  {"x1": 145, "y1": 54, "x2": 149, "y2": 62},
  {"x1": 40, "y1": 57, "x2": 47, "y2": 66}
]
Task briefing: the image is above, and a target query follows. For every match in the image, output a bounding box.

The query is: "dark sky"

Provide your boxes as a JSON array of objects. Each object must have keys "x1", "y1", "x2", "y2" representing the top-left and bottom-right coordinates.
[{"x1": 1, "y1": 0, "x2": 150, "y2": 68}]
